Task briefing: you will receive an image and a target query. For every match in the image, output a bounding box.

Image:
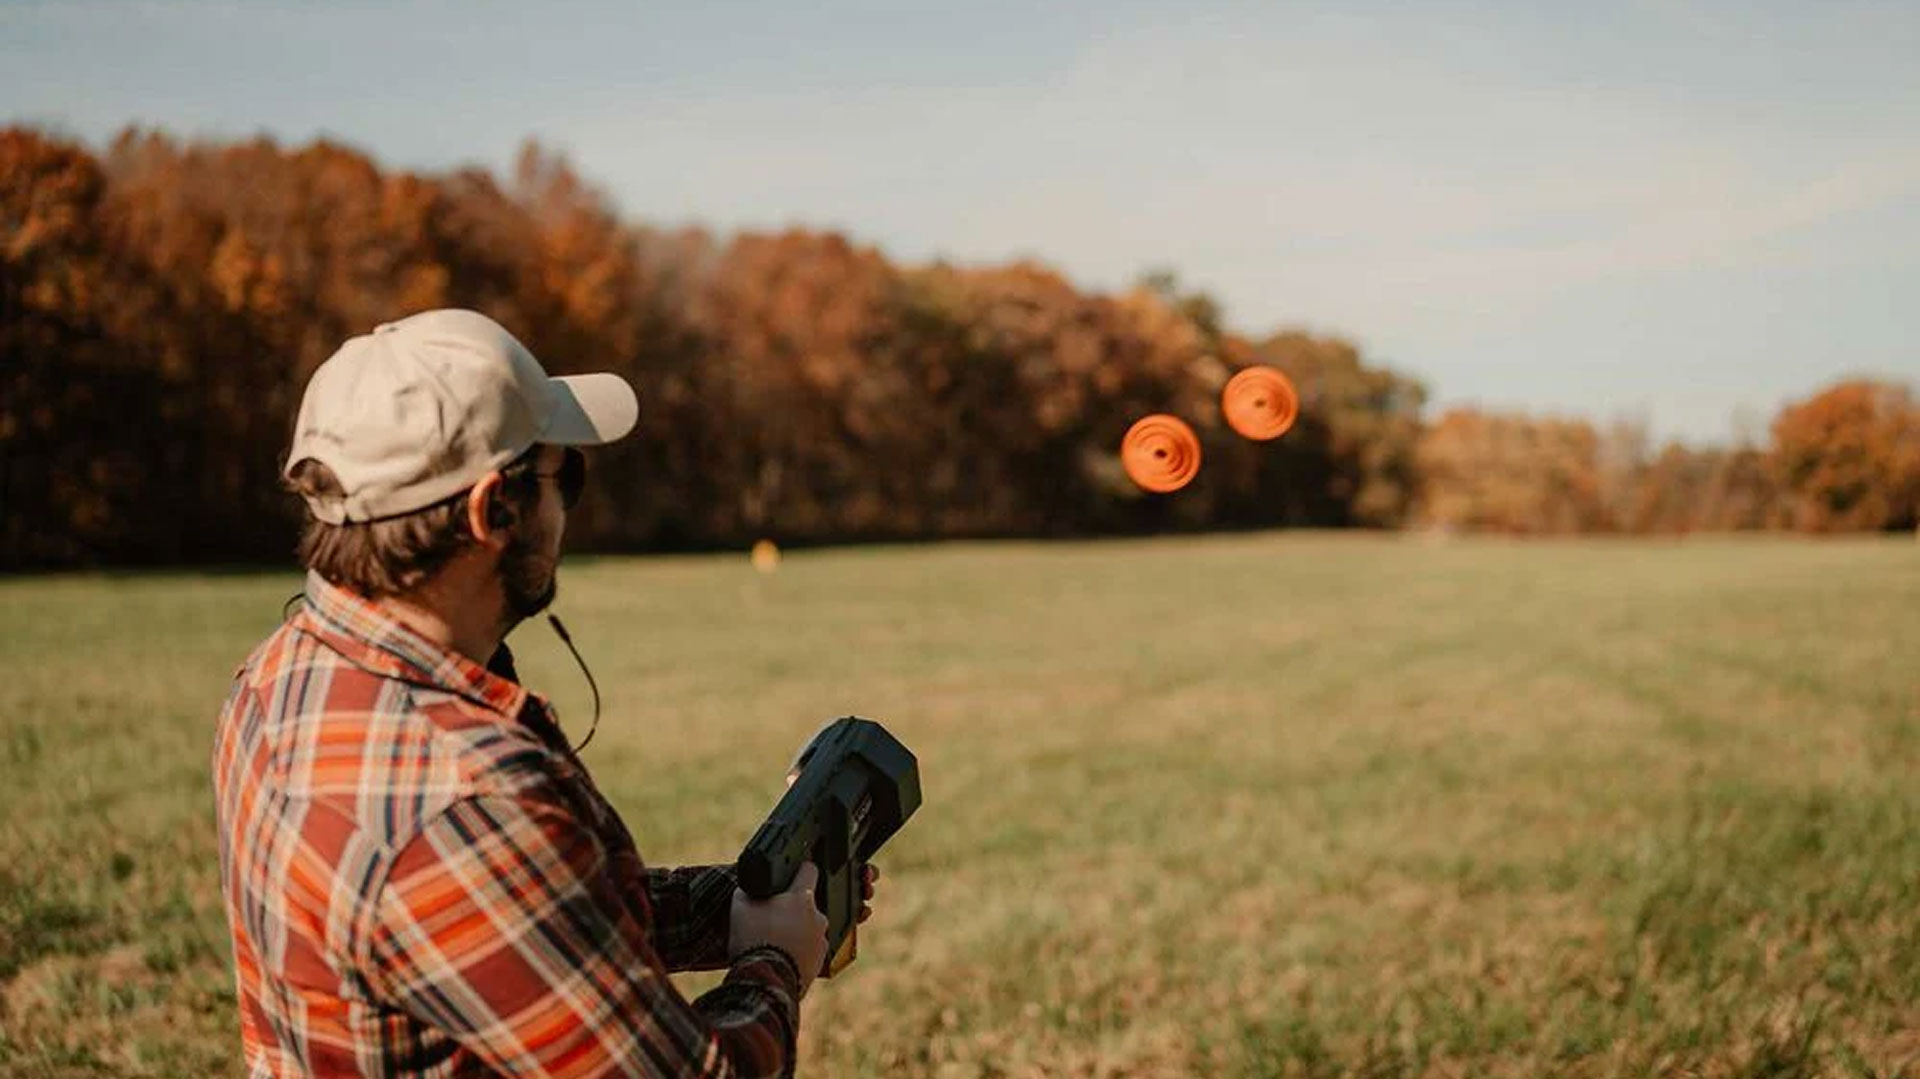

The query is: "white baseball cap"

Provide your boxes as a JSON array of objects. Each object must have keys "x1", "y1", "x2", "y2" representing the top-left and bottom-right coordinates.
[{"x1": 284, "y1": 308, "x2": 638, "y2": 524}]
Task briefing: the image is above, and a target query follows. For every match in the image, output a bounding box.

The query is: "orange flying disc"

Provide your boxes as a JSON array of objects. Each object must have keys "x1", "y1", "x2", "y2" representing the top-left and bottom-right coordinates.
[
  {"x1": 1221, "y1": 366, "x2": 1299, "y2": 441},
  {"x1": 1121, "y1": 414, "x2": 1202, "y2": 493}
]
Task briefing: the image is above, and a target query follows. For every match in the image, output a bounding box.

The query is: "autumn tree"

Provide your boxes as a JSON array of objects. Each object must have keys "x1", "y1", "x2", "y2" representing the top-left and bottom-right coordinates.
[
  {"x1": 0, "y1": 123, "x2": 1603, "y2": 565},
  {"x1": 1771, "y1": 380, "x2": 1920, "y2": 532},
  {"x1": 1415, "y1": 410, "x2": 1610, "y2": 534},
  {"x1": 1, "y1": 128, "x2": 138, "y2": 565},
  {"x1": 1244, "y1": 331, "x2": 1427, "y2": 527}
]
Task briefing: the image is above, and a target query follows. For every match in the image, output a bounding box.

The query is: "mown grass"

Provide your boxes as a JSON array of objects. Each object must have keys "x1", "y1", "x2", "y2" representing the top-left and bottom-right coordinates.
[{"x1": 1, "y1": 534, "x2": 1916, "y2": 1077}]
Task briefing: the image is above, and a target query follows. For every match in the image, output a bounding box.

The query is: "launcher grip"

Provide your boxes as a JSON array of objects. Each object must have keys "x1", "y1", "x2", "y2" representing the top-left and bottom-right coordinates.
[{"x1": 737, "y1": 717, "x2": 921, "y2": 978}]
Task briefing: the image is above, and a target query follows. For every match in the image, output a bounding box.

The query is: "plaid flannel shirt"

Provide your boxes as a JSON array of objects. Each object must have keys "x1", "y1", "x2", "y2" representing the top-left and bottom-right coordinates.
[{"x1": 211, "y1": 572, "x2": 801, "y2": 1078}]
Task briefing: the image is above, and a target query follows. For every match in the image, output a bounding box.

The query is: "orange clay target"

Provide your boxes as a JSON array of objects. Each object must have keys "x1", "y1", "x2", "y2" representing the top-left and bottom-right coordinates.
[
  {"x1": 1221, "y1": 365, "x2": 1299, "y2": 441},
  {"x1": 1121, "y1": 414, "x2": 1202, "y2": 493}
]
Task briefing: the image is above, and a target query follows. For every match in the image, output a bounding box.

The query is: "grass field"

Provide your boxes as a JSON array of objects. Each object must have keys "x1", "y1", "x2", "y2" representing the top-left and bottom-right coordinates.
[{"x1": 1, "y1": 534, "x2": 1917, "y2": 1078}]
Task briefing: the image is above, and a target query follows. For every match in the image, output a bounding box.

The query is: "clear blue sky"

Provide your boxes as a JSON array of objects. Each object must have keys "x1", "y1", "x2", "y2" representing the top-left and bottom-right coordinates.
[{"x1": 7, "y1": 0, "x2": 1917, "y2": 444}]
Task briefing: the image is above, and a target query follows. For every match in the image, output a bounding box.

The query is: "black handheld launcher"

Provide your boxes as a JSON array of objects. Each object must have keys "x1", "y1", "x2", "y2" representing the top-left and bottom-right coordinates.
[{"x1": 736, "y1": 716, "x2": 921, "y2": 977}]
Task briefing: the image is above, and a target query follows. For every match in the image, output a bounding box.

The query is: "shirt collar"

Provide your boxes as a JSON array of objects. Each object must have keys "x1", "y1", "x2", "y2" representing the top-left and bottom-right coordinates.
[{"x1": 292, "y1": 570, "x2": 533, "y2": 721}]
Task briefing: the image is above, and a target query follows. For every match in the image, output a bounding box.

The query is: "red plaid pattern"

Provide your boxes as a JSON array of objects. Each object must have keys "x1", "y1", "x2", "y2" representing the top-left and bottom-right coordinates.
[{"x1": 212, "y1": 573, "x2": 801, "y2": 1077}]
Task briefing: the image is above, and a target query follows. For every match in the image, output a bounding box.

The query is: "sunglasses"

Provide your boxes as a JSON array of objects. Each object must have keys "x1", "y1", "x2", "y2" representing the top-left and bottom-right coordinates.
[{"x1": 509, "y1": 447, "x2": 587, "y2": 510}]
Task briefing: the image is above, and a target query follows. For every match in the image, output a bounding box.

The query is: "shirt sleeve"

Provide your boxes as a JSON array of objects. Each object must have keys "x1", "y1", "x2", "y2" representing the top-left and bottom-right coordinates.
[
  {"x1": 643, "y1": 864, "x2": 739, "y2": 973},
  {"x1": 365, "y1": 790, "x2": 801, "y2": 1078}
]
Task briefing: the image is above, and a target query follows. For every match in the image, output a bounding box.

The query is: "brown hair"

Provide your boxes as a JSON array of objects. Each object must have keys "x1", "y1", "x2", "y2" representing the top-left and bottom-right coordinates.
[{"x1": 287, "y1": 458, "x2": 537, "y2": 597}]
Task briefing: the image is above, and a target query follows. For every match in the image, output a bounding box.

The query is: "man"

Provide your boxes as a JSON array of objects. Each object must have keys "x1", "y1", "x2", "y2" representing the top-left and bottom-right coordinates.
[{"x1": 213, "y1": 309, "x2": 870, "y2": 1077}]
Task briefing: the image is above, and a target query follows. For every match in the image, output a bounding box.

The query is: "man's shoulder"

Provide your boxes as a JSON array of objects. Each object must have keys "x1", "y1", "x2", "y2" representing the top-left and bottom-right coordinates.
[{"x1": 221, "y1": 620, "x2": 569, "y2": 844}]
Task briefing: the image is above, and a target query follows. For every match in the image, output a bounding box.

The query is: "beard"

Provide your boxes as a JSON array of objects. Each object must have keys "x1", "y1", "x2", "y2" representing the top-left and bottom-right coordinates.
[{"x1": 500, "y1": 527, "x2": 559, "y2": 625}]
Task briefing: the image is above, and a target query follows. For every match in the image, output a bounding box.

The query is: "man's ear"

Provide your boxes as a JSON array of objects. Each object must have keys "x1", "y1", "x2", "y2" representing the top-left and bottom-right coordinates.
[{"x1": 466, "y1": 472, "x2": 513, "y2": 549}]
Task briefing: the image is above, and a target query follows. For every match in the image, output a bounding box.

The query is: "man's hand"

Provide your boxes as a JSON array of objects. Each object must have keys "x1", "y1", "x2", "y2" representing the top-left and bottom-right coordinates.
[{"x1": 728, "y1": 862, "x2": 829, "y2": 998}]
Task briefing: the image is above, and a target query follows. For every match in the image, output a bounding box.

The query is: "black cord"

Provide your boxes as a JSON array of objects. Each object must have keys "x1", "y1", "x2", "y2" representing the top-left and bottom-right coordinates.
[
  {"x1": 546, "y1": 613, "x2": 601, "y2": 754},
  {"x1": 283, "y1": 590, "x2": 600, "y2": 753}
]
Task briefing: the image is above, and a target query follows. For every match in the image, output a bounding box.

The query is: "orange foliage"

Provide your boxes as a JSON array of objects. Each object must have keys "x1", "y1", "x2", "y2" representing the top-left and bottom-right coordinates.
[
  {"x1": 1, "y1": 126, "x2": 1426, "y2": 566},
  {"x1": 1771, "y1": 380, "x2": 1920, "y2": 532},
  {"x1": 1416, "y1": 410, "x2": 1609, "y2": 534},
  {"x1": 5, "y1": 123, "x2": 1912, "y2": 565}
]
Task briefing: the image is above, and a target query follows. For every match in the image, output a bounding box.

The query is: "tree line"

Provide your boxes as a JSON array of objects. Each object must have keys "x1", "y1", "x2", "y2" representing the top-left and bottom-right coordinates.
[{"x1": 2, "y1": 127, "x2": 1914, "y2": 569}]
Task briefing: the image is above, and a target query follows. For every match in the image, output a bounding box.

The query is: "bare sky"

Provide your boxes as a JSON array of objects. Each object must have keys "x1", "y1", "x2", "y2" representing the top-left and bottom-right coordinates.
[{"x1": 7, "y1": 0, "x2": 1917, "y2": 443}]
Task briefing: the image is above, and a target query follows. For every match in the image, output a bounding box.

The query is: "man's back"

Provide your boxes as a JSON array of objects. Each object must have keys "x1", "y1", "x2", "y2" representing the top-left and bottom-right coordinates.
[{"x1": 212, "y1": 574, "x2": 802, "y2": 1078}]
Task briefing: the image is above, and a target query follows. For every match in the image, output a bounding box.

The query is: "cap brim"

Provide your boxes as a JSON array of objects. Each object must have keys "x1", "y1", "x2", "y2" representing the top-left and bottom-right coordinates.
[{"x1": 544, "y1": 373, "x2": 639, "y2": 445}]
